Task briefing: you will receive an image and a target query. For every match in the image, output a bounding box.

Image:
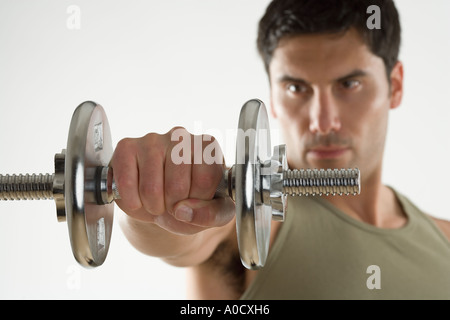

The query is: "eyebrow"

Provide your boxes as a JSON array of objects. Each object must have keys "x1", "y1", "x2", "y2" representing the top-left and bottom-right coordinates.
[
  {"x1": 276, "y1": 74, "x2": 310, "y2": 85},
  {"x1": 276, "y1": 69, "x2": 369, "y2": 85},
  {"x1": 335, "y1": 69, "x2": 368, "y2": 82}
]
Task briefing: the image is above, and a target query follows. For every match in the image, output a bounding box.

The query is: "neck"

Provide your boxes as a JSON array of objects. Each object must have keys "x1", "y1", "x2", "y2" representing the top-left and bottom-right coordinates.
[{"x1": 324, "y1": 166, "x2": 407, "y2": 229}]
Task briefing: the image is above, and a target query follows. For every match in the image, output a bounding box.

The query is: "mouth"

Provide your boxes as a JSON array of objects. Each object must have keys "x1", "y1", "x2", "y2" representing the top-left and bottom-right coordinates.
[{"x1": 307, "y1": 145, "x2": 350, "y2": 160}]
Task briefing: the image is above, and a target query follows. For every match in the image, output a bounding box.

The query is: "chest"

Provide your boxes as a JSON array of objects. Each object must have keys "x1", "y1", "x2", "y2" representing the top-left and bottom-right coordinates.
[{"x1": 241, "y1": 199, "x2": 450, "y2": 299}]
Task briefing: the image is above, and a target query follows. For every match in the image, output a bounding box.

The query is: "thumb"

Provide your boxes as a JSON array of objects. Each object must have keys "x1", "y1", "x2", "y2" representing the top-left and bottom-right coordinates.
[{"x1": 173, "y1": 197, "x2": 235, "y2": 227}]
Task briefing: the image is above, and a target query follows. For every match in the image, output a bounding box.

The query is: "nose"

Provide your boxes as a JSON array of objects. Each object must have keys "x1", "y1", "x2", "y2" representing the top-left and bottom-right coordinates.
[{"x1": 308, "y1": 90, "x2": 341, "y2": 135}]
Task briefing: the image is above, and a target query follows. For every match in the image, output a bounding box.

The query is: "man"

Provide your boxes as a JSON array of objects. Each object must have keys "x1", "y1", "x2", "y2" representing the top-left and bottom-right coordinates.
[{"x1": 111, "y1": 0, "x2": 450, "y2": 299}]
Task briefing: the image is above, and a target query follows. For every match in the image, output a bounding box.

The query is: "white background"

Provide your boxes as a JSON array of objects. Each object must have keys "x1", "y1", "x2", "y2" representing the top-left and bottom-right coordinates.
[{"x1": 0, "y1": 0, "x2": 449, "y2": 299}]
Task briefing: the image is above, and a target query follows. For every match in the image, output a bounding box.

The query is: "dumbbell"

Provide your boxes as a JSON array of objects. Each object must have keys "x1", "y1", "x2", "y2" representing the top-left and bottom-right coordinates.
[{"x1": 0, "y1": 99, "x2": 360, "y2": 269}]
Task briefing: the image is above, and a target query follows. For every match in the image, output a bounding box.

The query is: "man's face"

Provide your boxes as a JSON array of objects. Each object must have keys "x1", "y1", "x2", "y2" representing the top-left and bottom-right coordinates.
[{"x1": 269, "y1": 28, "x2": 402, "y2": 181}]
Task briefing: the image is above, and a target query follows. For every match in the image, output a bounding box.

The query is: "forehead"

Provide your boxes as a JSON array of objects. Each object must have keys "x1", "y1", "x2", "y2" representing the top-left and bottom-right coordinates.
[{"x1": 270, "y1": 28, "x2": 383, "y2": 81}]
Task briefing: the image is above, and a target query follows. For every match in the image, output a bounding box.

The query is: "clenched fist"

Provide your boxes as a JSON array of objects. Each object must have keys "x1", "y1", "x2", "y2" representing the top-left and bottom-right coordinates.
[{"x1": 110, "y1": 127, "x2": 235, "y2": 236}]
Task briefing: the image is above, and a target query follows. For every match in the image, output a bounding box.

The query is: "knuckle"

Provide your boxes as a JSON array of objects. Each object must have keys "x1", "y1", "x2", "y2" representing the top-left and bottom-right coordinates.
[
  {"x1": 115, "y1": 137, "x2": 136, "y2": 152},
  {"x1": 168, "y1": 126, "x2": 192, "y2": 143},
  {"x1": 169, "y1": 126, "x2": 188, "y2": 135},
  {"x1": 143, "y1": 132, "x2": 162, "y2": 142},
  {"x1": 142, "y1": 132, "x2": 165, "y2": 150},
  {"x1": 139, "y1": 133, "x2": 167, "y2": 166}
]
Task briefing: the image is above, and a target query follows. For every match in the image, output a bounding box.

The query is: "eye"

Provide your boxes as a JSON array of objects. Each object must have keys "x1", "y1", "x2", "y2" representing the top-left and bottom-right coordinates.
[
  {"x1": 340, "y1": 79, "x2": 361, "y2": 90},
  {"x1": 286, "y1": 83, "x2": 308, "y2": 94}
]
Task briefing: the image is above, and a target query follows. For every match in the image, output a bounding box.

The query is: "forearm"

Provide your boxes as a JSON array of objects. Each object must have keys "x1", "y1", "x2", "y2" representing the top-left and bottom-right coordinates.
[{"x1": 119, "y1": 212, "x2": 234, "y2": 267}]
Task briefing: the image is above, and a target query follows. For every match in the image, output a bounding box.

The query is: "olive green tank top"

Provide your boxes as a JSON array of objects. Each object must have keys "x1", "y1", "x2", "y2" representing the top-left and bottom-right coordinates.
[{"x1": 241, "y1": 189, "x2": 450, "y2": 299}]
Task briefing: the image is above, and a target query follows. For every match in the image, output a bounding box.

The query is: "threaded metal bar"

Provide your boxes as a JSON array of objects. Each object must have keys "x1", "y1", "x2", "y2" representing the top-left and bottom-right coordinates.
[
  {"x1": 0, "y1": 174, "x2": 54, "y2": 200},
  {"x1": 283, "y1": 168, "x2": 360, "y2": 196}
]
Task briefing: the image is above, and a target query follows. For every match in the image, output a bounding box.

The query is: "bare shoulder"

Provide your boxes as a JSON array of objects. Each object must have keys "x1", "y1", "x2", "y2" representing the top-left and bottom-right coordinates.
[{"x1": 428, "y1": 215, "x2": 450, "y2": 242}]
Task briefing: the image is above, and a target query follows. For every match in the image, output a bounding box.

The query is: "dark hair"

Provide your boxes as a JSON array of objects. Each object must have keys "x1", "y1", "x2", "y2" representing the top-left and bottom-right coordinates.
[{"x1": 257, "y1": 0, "x2": 401, "y2": 79}]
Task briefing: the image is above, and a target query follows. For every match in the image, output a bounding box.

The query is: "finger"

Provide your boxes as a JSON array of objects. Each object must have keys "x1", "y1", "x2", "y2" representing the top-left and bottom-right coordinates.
[
  {"x1": 173, "y1": 197, "x2": 235, "y2": 228},
  {"x1": 110, "y1": 138, "x2": 142, "y2": 212},
  {"x1": 189, "y1": 135, "x2": 224, "y2": 200},
  {"x1": 137, "y1": 133, "x2": 166, "y2": 215},
  {"x1": 164, "y1": 128, "x2": 192, "y2": 214}
]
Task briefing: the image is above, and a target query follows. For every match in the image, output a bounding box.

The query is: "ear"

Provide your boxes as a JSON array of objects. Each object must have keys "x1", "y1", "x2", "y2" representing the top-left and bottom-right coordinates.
[{"x1": 389, "y1": 61, "x2": 404, "y2": 110}]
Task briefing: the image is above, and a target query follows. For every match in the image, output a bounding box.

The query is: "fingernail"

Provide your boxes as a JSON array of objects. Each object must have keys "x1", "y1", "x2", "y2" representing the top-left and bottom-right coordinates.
[{"x1": 175, "y1": 206, "x2": 193, "y2": 222}]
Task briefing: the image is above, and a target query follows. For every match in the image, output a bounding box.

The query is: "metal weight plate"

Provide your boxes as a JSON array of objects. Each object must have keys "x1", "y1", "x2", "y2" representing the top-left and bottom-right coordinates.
[
  {"x1": 235, "y1": 99, "x2": 272, "y2": 269},
  {"x1": 65, "y1": 101, "x2": 114, "y2": 267}
]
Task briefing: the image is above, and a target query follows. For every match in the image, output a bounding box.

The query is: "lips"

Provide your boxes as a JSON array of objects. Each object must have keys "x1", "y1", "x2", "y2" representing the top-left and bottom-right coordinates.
[{"x1": 307, "y1": 145, "x2": 350, "y2": 159}]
